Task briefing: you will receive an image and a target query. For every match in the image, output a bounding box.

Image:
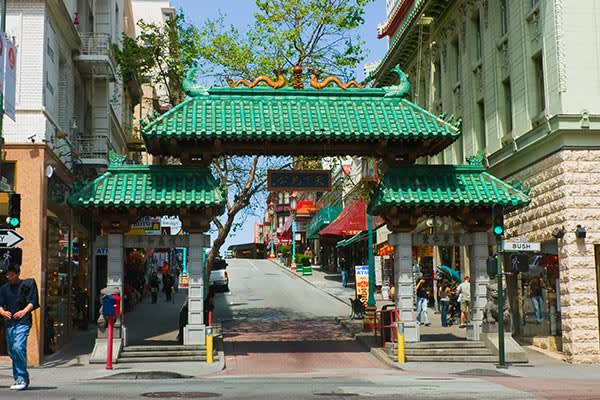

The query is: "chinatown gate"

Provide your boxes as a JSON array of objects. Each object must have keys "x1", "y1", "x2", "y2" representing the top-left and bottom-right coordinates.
[{"x1": 68, "y1": 66, "x2": 529, "y2": 360}]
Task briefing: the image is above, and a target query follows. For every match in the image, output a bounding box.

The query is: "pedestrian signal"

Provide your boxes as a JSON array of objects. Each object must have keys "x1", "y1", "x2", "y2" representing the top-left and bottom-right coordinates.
[{"x1": 0, "y1": 247, "x2": 22, "y2": 269}]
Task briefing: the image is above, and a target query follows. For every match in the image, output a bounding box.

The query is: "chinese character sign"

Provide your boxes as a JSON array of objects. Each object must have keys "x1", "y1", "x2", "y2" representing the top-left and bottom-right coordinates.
[{"x1": 268, "y1": 170, "x2": 332, "y2": 192}]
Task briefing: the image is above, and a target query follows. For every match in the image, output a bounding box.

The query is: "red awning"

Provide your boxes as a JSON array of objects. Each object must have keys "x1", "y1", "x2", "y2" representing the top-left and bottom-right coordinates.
[{"x1": 319, "y1": 200, "x2": 382, "y2": 237}]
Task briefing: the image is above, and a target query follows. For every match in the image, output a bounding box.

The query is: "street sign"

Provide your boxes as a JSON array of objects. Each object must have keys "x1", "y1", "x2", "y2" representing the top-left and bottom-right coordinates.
[
  {"x1": 0, "y1": 229, "x2": 23, "y2": 247},
  {"x1": 502, "y1": 241, "x2": 540, "y2": 252}
]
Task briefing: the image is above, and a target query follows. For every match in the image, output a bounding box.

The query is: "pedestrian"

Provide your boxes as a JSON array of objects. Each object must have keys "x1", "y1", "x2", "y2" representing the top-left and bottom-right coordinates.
[
  {"x1": 457, "y1": 276, "x2": 471, "y2": 328},
  {"x1": 303, "y1": 247, "x2": 313, "y2": 265},
  {"x1": 0, "y1": 265, "x2": 40, "y2": 391},
  {"x1": 173, "y1": 266, "x2": 181, "y2": 293},
  {"x1": 203, "y1": 287, "x2": 216, "y2": 325},
  {"x1": 529, "y1": 273, "x2": 547, "y2": 324},
  {"x1": 163, "y1": 273, "x2": 174, "y2": 302},
  {"x1": 415, "y1": 274, "x2": 430, "y2": 326},
  {"x1": 339, "y1": 256, "x2": 349, "y2": 288},
  {"x1": 149, "y1": 271, "x2": 159, "y2": 304},
  {"x1": 439, "y1": 281, "x2": 451, "y2": 327}
]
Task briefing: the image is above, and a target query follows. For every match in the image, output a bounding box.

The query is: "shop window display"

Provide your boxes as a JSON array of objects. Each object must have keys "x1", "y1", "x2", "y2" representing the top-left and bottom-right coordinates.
[{"x1": 521, "y1": 254, "x2": 561, "y2": 336}]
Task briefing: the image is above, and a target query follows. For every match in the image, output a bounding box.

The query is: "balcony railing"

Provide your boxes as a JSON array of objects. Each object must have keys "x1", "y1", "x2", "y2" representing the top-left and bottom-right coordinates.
[
  {"x1": 75, "y1": 33, "x2": 117, "y2": 79},
  {"x1": 75, "y1": 135, "x2": 109, "y2": 165}
]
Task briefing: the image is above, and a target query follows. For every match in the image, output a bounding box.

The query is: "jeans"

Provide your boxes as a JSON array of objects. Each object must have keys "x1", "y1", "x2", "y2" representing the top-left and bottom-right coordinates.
[
  {"x1": 6, "y1": 323, "x2": 31, "y2": 385},
  {"x1": 531, "y1": 296, "x2": 544, "y2": 323},
  {"x1": 341, "y1": 270, "x2": 348, "y2": 288},
  {"x1": 440, "y1": 299, "x2": 449, "y2": 327},
  {"x1": 416, "y1": 296, "x2": 429, "y2": 325}
]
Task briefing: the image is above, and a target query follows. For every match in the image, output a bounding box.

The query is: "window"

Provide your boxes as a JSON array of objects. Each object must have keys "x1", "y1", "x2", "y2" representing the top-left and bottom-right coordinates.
[
  {"x1": 0, "y1": 162, "x2": 15, "y2": 189},
  {"x1": 503, "y1": 78, "x2": 513, "y2": 134},
  {"x1": 533, "y1": 54, "x2": 545, "y2": 114},
  {"x1": 434, "y1": 60, "x2": 442, "y2": 103},
  {"x1": 474, "y1": 15, "x2": 482, "y2": 61},
  {"x1": 500, "y1": 0, "x2": 509, "y2": 36},
  {"x1": 452, "y1": 39, "x2": 461, "y2": 82},
  {"x1": 477, "y1": 100, "x2": 487, "y2": 150}
]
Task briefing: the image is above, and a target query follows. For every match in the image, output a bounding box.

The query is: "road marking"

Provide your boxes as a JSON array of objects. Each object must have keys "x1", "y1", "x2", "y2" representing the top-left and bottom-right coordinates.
[{"x1": 247, "y1": 259, "x2": 259, "y2": 272}]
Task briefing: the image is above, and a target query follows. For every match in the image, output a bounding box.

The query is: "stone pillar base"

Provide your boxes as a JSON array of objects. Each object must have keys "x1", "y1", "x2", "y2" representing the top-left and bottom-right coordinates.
[
  {"x1": 480, "y1": 331, "x2": 528, "y2": 363},
  {"x1": 184, "y1": 324, "x2": 206, "y2": 345},
  {"x1": 404, "y1": 322, "x2": 420, "y2": 342},
  {"x1": 89, "y1": 338, "x2": 123, "y2": 364},
  {"x1": 467, "y1": 321, "x2": 481, "y2": 340}
]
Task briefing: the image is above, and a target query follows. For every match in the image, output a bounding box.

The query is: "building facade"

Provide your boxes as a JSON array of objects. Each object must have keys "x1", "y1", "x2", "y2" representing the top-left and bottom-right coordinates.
[
  {"x1": 373, "y1": 0, "x2": 600, "y2": 363},
  {"x1": 0, "y1": 0, "x2": 139, "y2": 365}
]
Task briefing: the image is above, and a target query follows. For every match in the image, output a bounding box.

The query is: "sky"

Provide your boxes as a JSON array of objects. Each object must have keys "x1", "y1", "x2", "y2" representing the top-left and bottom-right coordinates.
[{"x1": 169, "y1": 0, "x2": 390, "y2": 249}]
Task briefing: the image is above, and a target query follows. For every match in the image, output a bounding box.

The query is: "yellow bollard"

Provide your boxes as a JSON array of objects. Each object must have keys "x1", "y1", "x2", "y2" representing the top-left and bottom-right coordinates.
[
  {"x1": 396, "y1": 322, "x2": 405, "y2": 364},
  {"x1": 206, "y1": 326, "x2": 213, "y2": 364}
]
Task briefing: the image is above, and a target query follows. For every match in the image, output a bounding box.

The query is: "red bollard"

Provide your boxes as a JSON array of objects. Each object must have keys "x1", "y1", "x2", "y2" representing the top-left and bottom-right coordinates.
[
  {"x1": 106, "y1": 316, "x2": 114, "y2": 370},
  {"x1": 208, "y1": 311, "x2": 212, "y2": 327}
]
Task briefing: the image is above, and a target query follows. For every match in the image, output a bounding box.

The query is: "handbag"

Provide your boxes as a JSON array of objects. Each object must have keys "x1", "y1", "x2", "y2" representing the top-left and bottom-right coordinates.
[{"x1": 457, "y1": 293, "x2": 463, "y2": 302}]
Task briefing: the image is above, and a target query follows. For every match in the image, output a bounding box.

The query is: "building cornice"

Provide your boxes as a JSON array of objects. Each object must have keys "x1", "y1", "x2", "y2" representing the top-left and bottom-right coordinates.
[{"x1": 377, "y1": 0, "x2": 415, "y2": 39}]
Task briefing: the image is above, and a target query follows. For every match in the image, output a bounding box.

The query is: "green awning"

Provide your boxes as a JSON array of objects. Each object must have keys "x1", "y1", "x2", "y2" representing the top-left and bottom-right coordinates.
[
  {"x1": 306, "y1": 206, "x2": 342, "y2": 240},
  {"x1": 68, "y1": 164, "x2": 225, "y2": 213},
  {"x1": 336, "y1": 232, "x2": 368, "y2": 248},
  {"x1": 368, "y1": 160, "x2": 530, "y2": 214}
]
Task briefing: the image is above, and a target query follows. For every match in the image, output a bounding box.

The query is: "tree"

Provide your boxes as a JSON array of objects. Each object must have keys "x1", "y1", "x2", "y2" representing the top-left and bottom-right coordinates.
[
  {"x1": 196, "y1": 0, "x2": 372, "y2": 82},
  {"x1": 114, "y1": 1, "x2": 373, "y2": 276}
]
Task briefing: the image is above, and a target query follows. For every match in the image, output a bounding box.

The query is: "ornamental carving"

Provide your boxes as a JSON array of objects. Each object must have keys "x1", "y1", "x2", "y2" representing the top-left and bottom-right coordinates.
[
  {"x1": 309, "y1": 68, "x2": 366, "y2": 90},
  {"x1": 226, "y1": 69, "x2": 287, "y2": 89}
]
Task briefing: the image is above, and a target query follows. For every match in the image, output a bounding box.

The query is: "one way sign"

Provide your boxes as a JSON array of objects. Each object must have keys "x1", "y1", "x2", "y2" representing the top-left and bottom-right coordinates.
[{"x1": 0, "y1": 229, "x2": 24, "y2": 247}]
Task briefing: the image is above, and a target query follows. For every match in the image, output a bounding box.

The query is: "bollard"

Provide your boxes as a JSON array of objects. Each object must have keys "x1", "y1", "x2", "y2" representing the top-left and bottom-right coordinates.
[
  {"x1": 396, "y1": 321, "x2": 405, "y2": 364},
  {"x1": 206, "y1": 326, "x2": 213, "y2": 364},
  {"x1": 106, "y1": 316, "x2": 114, "y2": 370}
]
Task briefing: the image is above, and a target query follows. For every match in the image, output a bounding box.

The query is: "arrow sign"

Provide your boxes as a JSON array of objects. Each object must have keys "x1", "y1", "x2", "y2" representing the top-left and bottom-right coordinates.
[{"x1": 0, "y1": 229, "x2": 24, "y2": 247}]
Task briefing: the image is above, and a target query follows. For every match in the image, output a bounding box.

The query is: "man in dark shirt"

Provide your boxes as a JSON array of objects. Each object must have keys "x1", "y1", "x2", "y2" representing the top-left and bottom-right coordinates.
[{"x1": 0, "y1": 264, "x2": 39, "y2": 391}]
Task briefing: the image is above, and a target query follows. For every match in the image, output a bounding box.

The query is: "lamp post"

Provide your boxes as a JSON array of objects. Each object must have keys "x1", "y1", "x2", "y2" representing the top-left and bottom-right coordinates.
[
  {"x1": 268, "y1": 201, "x2": 275, "y2": 258},
  {"x1": 290, "y1": 192, "x2": 297, "y2": 269}
]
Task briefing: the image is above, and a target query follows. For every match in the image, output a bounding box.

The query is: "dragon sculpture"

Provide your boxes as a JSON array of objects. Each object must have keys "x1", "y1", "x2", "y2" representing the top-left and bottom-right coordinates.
[
  {"x1": 182, "y1": 67, "x2": 209, "y2": 97},
  {"x1": 309, "y1": 68, "x2": 366, "y2": 90},
  {"x1": 383, "y1": 65, "x2": 411, "y2": 98},
  {"x1": 226, "y1": 69, "x2": 287, "y2": 89}
]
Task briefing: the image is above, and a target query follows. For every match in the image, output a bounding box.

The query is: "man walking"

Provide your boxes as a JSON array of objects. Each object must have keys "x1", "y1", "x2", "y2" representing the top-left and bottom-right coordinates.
[
  {"x1": 529, "y1": 274, "x2": 547, "y2": 324},
  {"x1": 457, "y1": 276, "x2": 471, "y2": 328},
  {"x1": 0, "y1": 265, "x2": 39, "y2": 390},
  {"x1": 339, "y1": 256, "x2": 349, "y2": 288}
]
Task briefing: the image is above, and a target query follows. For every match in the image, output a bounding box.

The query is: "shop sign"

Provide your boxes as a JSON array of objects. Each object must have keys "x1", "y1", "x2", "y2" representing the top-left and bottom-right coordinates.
[
  {"x1": 160, "y1": 216, "x2": 182, "y2": 235},
  {"x1": 0, "y1": 229, "x2": 23, "y2": 247},
  {"x1": 268, "y1": 169, "x2": 331, "y2": 192},
  {"x1": 412, "y1": 233, "x2": 472, "y2": 246},
  {"x1": 374, "y1": 257, "x2": 383, "y2": 286},
  {"x1": 354, "y1": 265, "x2": 369, "y2": 304},
  {"x1": 96, "y1": 248, "x2": 108, "y2": 256}
]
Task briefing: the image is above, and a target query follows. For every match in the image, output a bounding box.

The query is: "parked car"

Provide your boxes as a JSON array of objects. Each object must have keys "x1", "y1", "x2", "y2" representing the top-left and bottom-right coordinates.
[{"x1": 209, "y1": 257, "x2": 229, "y2": 292}]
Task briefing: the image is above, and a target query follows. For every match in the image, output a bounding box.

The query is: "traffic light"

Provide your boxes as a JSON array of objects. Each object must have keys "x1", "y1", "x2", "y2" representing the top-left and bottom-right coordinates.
[
  {"x1": 492, "y1": 205, "x2": 504, "y2": 236},
  {"x1": 0, "y1": 247, "x2": 22, "y2": 270},
  {"x1": 7, "y1": 193, "x2": 20, "y2": 228}
]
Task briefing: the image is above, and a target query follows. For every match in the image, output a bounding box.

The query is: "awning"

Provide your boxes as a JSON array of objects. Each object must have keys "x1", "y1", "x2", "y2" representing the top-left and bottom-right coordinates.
[
  {"x1": 319, "y1": 200, "x2": 382, "y2": 237},
  {"x1": 336, "y1": 232, "x2": 368, "y2": 248},
  {"x1": 306, "y1": 206, "x2": 342, "y2": 240}
]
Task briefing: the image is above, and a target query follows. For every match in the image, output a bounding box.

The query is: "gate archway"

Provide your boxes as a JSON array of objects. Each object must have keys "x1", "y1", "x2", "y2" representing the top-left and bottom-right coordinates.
[{"x1": 69, "y1": 66, "x2": 529, "y2": 360}]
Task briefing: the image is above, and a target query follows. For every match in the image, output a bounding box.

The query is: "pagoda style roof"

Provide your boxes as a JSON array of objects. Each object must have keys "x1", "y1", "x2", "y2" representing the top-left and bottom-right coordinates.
[
  {"x1": 68, "y1": 164, "x2": 225, "y2": 214},
  {"x1": 368, "y1": 157, "x2": 530, "y2": 232},
  {"x1": 141, "y1": 67, "x2": 461, "y2": 167}
]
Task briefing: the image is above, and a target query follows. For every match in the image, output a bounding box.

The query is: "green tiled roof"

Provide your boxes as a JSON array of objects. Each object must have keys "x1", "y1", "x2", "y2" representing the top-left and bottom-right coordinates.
[
  {"x1": 306, "y1": 206, "x2": 342, "y2": 240},
  {"x1": 369, "y1": 163, "x2": 530, "y2": 213},
  {"x1": 141, "y1": 85, "x2": 461, "y2": 158},
  {"x1": 68, "y1": 164, "x2": 225, "y2": 212}
]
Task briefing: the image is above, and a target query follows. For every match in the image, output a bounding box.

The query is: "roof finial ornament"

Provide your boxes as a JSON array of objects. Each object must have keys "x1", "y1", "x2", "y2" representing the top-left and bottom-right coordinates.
[
  {"x1": 309, "y1": 67, "x2": 367, "y2": 90},
  {"x1": 108, "y1": 150, "x2": 127, "y2": 167},
  {"x1": 182, "y1": 66, "x2": 209, "y2": 97},
  {"x1": 383, "y1": 65, "x2": 411, "y2": 98},
  {"x1": 292, "y1": 65, "x2": 304, "y2": 89},
  {"x1": 466, "y1": 151, "x2": 485, "y2": 166},
  {"x1": 226, "y1": 69, "x2": 287, "y2": 89}
]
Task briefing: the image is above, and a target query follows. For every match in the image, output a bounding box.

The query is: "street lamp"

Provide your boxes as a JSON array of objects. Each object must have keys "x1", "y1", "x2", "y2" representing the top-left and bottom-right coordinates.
[
  {"x1": 290, "y1": 192, "x2": 297, "y2": 269},
  {"x1": 268, "y1": 201, "x2": 276, "y2": 258}
]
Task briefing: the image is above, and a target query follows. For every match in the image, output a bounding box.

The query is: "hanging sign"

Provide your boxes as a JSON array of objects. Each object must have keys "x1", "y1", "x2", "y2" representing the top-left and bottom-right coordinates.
[
  {"x1": 268, "y1": 170, "x2": 331, "y2": 192},
  {"x1": 3, "y1": 33, "x2": 16, "y2": 121}
]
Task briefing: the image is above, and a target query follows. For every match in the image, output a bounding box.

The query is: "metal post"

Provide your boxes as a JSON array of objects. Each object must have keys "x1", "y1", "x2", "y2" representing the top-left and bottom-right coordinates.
[
  {"x1": 496, "y1": 234, "x2": 507, "y2": 368},
  {"x1": 206, "y1": 326, "x2": 213, "y2": 364},
  {"x1": 292, "y1": 219, "x2": 297, "y2": 269},
  {"x1": 367, "y1": 214, "x2": 375, "y2": 306},
  {"x1": 106, "y1": 317, "x2": 114, "y2": 370},
  {"x1": 0, "y1": 0, "x2": 7, "y2": 173},
  {"x1": 396, "y1": 321, "x2": 405, "y2": 363}
]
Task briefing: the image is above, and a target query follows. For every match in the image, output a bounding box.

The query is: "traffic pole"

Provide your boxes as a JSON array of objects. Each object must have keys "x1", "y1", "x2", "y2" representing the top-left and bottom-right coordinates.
[
  {"x1": 396, "y1": 322, "x2": 405, "y2": 364},
  {"x1": 206, "y1": 326, "x2": 213, "y2": 364},
  {"x1": 496, "y1": 234, "x2": 507, "y2": 368},
  {"x1": 106, "y1": 316, "x2": 114, "y2": 370}
]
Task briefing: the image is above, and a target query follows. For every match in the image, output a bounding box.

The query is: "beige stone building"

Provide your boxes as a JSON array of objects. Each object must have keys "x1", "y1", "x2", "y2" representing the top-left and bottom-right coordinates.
[{"x1": 372, "y1": 0, "x2": 600, "y2": 363}]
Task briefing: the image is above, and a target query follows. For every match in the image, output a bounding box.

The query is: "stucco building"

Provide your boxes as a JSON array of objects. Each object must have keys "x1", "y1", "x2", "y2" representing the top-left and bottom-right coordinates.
[{"x1": 372, "y1": 0, "x2": 600, "y2": 363}]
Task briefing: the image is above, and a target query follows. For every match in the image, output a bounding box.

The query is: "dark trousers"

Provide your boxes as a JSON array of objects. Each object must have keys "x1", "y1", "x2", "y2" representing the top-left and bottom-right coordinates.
[{"x1": 440, "y1": 299, "x2": 450, "y2": 327}]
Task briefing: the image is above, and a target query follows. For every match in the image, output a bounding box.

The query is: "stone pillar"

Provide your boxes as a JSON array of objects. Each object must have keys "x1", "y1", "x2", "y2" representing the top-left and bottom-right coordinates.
[
  {"x1": 90, "y1": 233, "x2": 124, "y2": 363},
  {"x1": 184, "y1": 233, "x2": 207, "y2": 345},
  {"x1": 468, "y1": 231, "x2": 490, "y2": 340},
  {"x1": 389, "y1": 232, "x2": 419, "y2": 342}
]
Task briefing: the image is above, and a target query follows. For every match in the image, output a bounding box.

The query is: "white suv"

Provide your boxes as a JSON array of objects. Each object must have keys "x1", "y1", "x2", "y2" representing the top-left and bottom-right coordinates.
[{"x1": 209, "y1": 257, "x2": 229, "y2": 292}]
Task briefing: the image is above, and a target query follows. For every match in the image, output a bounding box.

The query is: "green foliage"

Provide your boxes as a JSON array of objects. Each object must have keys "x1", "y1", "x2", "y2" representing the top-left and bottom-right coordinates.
[
  {"x1": 113, "y1": 13, "x2": 202, "y2": 107},
  {"x1": 195, "y1": 0, "x2": 373, "y2": 81},
  {"x1": 295, "y1": 254, "x2": 311, "y2": 265},
  {"x1": 278, "y1": 245, "x2": 291, "y2": 255}
]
